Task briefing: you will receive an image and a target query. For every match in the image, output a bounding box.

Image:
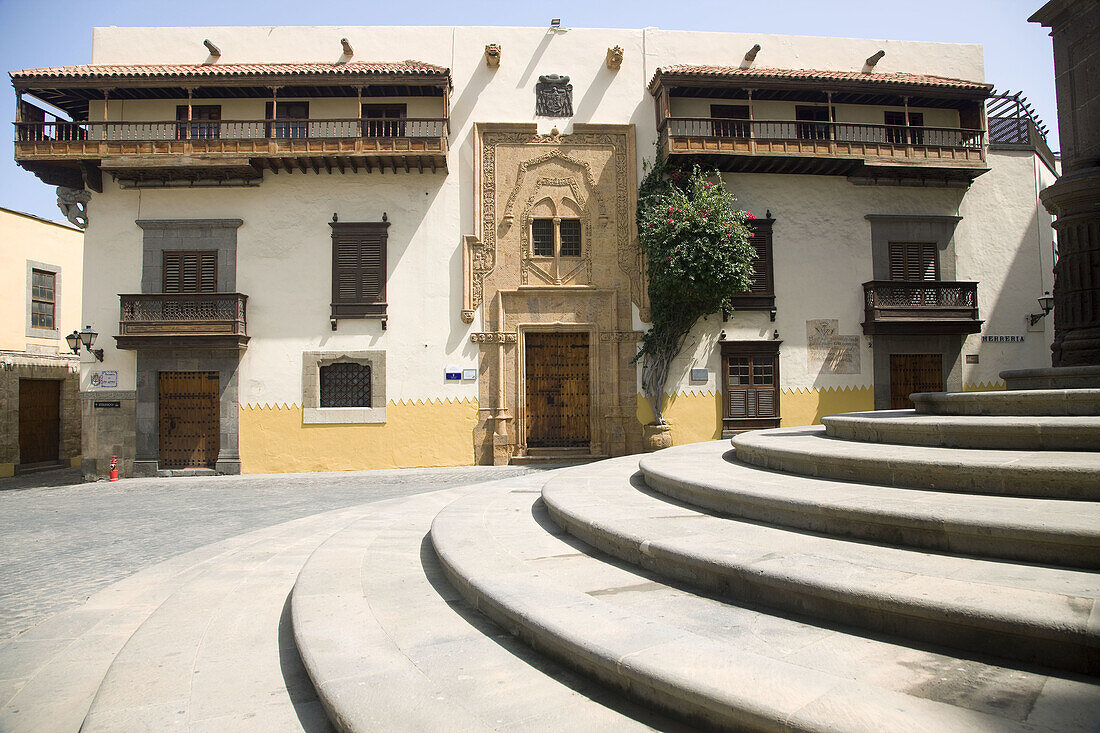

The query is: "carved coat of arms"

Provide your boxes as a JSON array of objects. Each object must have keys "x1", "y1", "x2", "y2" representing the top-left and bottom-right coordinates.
[{"x1": 536, "y1": 74, "x2": 573, "y2": 117}]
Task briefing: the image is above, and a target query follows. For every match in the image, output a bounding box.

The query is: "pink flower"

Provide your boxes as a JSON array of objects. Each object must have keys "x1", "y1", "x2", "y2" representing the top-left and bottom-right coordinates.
[
  {"x1": 745, "y1": 212, "x2": 756, "y2": 219},
  {"x1": 667, "y1": 219, "x2": 674, "y2": 225}
]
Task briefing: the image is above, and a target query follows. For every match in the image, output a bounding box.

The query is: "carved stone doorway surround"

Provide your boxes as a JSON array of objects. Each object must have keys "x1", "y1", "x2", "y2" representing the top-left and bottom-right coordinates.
[{"x1": 463, "y1": 123, "x2": 645, "y2": 464}]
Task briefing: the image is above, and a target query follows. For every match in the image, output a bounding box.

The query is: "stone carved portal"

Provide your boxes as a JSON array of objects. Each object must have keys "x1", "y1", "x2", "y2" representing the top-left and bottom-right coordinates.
[{"x1": 464, "y1": 123, "x2": 643, "y2": 464}]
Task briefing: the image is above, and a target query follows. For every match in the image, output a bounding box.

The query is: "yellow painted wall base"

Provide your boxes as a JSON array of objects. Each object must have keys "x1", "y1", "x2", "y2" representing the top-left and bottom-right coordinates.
[
  {"x1": 635, "y1": 392, "x2": 722, "y2": 445},
  {"x1": 781, "y1": 386, "x2": 875, "y2": 426},
  {"x1": 239, "y1": 398, "x2": 479, "y2": 474},
  {"x1": 0, "y1": 463, "x2": 13, "y2": 478},
  {"x1": 636, "y1": 386, "x2": 875, "y2": 447}
]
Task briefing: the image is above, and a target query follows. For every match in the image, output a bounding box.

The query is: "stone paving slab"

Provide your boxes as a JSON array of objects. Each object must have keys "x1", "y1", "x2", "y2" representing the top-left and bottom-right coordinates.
[
  {"x1": 733, "y1": 426, "x2": 1100, "y2": 499},
  {"x1": 430, "y1": 466, "x2": 1098, "y2": 731},
  {"x1": 541, "y1": 457, "x2": 1100, "y2": 675},
  {"x1": 292, "y1": 474, "x2": 679, "y2": 733},
  {"x1": 638, "y1": 441, "x2": 1100, "y2": 568},
  {"x1": 821, "y1": 410, "x2": 1100, "y2": 451},
  {"x1": 0, "y1": 464, "x2": 543, "y2": 642}
]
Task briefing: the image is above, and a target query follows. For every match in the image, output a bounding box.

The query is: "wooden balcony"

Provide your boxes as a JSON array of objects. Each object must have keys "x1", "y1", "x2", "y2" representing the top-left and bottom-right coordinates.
[
  {"x1": 862, "y1": 281, "x2": 982, "y2": 335},
  {"x1": 660, "y1": 118, "x2": 987, "y2": 184},
  {"x1": 115, "y1": 292, "x2": 249, "y2": 350},
  {"x1": 15, "y1": 117, "x2": 448, "y2": 188}
]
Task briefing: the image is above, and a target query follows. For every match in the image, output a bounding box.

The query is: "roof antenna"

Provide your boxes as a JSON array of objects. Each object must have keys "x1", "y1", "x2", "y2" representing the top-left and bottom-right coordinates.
[
  {"x1": 741, "y1": 44, "x2": 761, "y2": 70},
  {"x1": 203, "y1": 39, "x2": 221, "y2": 62},
  {"x1": 863, "y1": 50, "x2": 885, "y2": 73}
]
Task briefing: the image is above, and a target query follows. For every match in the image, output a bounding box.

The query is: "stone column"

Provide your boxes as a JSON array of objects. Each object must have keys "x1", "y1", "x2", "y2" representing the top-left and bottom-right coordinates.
[{"x1": 1030, "y1": 0, "x2": 1100, "y2": 367}]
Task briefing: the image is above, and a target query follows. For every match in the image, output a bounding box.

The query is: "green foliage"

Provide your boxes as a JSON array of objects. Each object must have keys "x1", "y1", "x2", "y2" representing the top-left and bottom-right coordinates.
[{"x1": 636, "y1": 155, "x2": 755, "y2": 424}]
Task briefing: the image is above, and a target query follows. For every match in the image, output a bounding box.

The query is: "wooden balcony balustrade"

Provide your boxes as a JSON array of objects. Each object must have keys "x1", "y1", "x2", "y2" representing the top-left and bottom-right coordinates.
[
  {"x1": 663, "y1": 117, "x2": 985, "y2": 161},
  {"x1": 14, "y1": 117, "x2": 449, "y2": 182},
  {"x1": 115, "y1": 292, "x2": 249, "y2": 350},
  {"x1": 861, "y1": 280, "x2": 982, "y2": 335}
]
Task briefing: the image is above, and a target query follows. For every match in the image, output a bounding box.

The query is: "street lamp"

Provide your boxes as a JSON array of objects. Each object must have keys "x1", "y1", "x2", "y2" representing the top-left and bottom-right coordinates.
[
  {"x1": 66, "y1": 325, "x2": 104, "y2": 361},
  {"x1": 1028, "y1": 292, "x2": 1055, "y2": 327}
]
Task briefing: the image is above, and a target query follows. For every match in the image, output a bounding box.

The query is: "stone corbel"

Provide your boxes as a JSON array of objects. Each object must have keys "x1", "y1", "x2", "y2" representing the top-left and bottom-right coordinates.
[
  {"x1": 471, "y1": 332, "x2": 518, "y2": 344},
  {"x1": 485, "y1": 44, "x2": 501, "y2": 68},
  {"x1": 606, "y1": 46, "x2": 623, "y2": 70}
]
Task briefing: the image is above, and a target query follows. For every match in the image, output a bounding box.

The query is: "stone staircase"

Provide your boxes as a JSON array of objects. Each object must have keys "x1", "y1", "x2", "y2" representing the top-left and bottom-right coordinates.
[{"x1": 3, "y1": 387, "x2": 1098, "y2": 731}]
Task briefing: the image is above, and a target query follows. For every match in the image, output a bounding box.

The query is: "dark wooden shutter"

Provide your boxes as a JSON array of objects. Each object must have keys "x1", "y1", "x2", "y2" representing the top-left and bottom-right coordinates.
[
  {"x1": 721, "y1": 343, "x2": 781, "y2": 431},
  {"x1": 331, "y1": 221, "x2": 389, "y2": 319},
  {"x1": 163, "y1": 251, "x2": 217, "y2": 293},
  {"x1": 746, "y1": 221, "x2": 773, "y2": 294},
  {"x1": 889, "y1": 243, "x2": 939, "y2": 281}
]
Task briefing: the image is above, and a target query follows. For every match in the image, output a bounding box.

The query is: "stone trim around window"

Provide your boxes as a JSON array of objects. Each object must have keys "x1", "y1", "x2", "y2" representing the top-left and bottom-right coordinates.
[
  {"x1": 26, "y1": 260, "x2": 61, "y2": 340},
  {"x1": 302, "y1": 349, "x2": 386, "y2": 424}
]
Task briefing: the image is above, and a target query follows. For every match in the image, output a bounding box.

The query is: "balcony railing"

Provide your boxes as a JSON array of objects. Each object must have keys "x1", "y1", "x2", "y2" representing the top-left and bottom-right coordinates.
[
  {"x1": 862, "y1": 280, "x2": 981, "y2": 335},
  {"x1": 14, "y1": 118, "x2": 449, "y2": 166},
  {"x1": 661, "y1": 118, "x2": 986, "y2": 166},
  {"x1": 116, "y1": 292, "x2": 249, "y2": 349}
]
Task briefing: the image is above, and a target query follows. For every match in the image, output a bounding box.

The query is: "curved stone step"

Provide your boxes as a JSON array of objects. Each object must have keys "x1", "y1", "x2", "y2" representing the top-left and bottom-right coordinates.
[
  {"x1": 638, "y1": 441, "x2": 1100, "y2": 569},
  {"x1": 0, "y1": 525, "x2": 301, "y2": 733},
  {"x1": 76, "y1": 505, "x2": 379, "y2": 732},
  {"x1": 292, "y1": 477, "x2": 675, "y2": 732},
  {"x1": 732, "y1": 426, "x2": 1100, "y2": 500},
  {"x1": 540, "y1": 458, "x2": 1100, "y2": 675},
  {"x1": 911, "y1": 389, "x2": 1100, "y2": 416},
  {"x1": 820, "y1": 410, "x2": 1100, "y2": 451},
  {"x1": 431, "y1": 463, "x2": 1099, "y2": 731}
]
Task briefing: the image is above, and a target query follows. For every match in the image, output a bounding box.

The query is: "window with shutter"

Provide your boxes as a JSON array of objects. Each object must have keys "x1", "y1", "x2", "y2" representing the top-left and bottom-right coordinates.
[
  {"x1": 888, "y1": 242, "x2": 939, "y2": 281},
  {"x1": 163, "y1": 251, "x2": 217, "y2": 293},
  {"x1": 31, "y1": 269, "x2": 56, "y2": 329},
  {"x1": 727, "y1": 215, "x2": 775, "y2": 313},
  {"x1": 330, "y1": 221, "x2": 389, "y2": 322},
  {"x1": 721, "y1": 341, "x2": 781, "y2": 432}
]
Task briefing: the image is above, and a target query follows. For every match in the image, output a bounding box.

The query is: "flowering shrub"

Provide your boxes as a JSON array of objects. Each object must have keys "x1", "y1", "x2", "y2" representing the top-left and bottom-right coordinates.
[{"x1": 636, "y1": 156, "x2": 755, "y2": 424}]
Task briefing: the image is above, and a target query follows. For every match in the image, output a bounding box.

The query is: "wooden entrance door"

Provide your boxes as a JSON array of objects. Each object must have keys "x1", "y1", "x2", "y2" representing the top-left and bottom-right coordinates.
[
  {"x1": 19, "y1": 379, "x2": 60, "y2": 464},
  {"x1": 159, "y1": 371, "x2": 220, "y2": 469},
  {"x1": 889, "y1": 354, "x2": 943, "y2": 409},
  {"x1": 525, "y1": 332, "x2": 590, "y2": 448}
]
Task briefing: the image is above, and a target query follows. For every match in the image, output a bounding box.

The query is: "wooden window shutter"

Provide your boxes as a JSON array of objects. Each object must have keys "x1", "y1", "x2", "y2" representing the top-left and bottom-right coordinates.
[
  {"x1": 746, "y1": 219, "x2": 774, "y2": 295},
  {"x1": 163, "y1": 251, "x2": 217, "y2": 293},
  {"x1": 889, "y1": 242, "x2": 938, "y2": 281},
  {"x1": 331, "y1": 221, "x2": 389, "y2": 320}
]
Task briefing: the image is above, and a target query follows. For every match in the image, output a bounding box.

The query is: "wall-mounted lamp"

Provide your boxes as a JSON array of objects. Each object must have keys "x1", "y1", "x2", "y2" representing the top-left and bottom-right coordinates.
[
  {"x1": 719, "y1": 330, "x2": 727, "y2": 341},
  {"x1": 1028, "y1": 291, "x2": 1054, "y2": 326},
  {"x1": 66, "y1": 325, "x2": 103, "y2": 361},
  {"x1": 773, "y1": 329, "x2": 780, "y2": 340}
]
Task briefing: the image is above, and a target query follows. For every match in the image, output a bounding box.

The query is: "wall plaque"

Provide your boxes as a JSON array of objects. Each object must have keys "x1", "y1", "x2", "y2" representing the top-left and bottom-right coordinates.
[
  {"x1": 536, "y1": 75, "x2": 573, "y2": 117},
  {"x1": 93, "y1": 401, "x2": 121, "y2": 409}
]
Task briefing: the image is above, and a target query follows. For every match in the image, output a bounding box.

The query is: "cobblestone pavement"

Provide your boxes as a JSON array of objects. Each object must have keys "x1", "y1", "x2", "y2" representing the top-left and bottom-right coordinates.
[{"x1": 0, "y1": 464, "x2": 549, "y2": 641}]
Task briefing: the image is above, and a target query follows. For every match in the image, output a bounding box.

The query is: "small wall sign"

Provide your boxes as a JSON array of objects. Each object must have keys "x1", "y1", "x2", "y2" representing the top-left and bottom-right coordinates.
[
  {"x1": 90, "y1": 371, "x2": 118, "y2": 388},
  {"x1": 965, "y1": 354, "x2": 979, "y2": 364},
  {"x1": 690, "y1": 368, "x2": 709, "y2": 382},
  {"x1": 93, "y1": 401, "x2": 121, "y2": 409},
  {"x1": 445, "y1": 365, "x2": 462, "y2": 381},
  {"x1": 462, "y1": 368, "x2": 478, "y2": 381},
  {"x1": 981, "y1": 335, "x2": 1025, "y2": 343}
]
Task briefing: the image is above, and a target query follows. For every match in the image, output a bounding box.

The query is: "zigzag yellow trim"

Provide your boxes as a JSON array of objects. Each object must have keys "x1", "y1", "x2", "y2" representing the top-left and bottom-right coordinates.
[
  {"x1": 964, "y1": 381, "x2": 1006, "y2": 392},
  {"x1": 243, "y1": 396, "x2": 479, "y2": 411},
  {"x1": 780, "y1": 385, "x2": 873, "y2": 395}
]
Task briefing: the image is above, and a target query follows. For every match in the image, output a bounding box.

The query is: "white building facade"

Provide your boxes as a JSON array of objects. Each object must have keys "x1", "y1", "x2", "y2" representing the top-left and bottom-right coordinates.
[{"x1": 10, "y1": 26, "x2": 1056, "y2": 477}]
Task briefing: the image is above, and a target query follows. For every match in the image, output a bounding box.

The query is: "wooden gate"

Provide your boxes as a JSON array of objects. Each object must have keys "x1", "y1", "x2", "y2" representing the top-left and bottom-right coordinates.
[
  {"x1": 19, "y1": 379, "x2": 60, "y2": 464},
  {"x1": 159, "y1": 371, "x2": 220, "y2": 469},
  {"x1": 889, "y1": 354, "x2": 943, "y2": 409},
  {"x1": 525, "y1": 332, "x2": 590, "y2": 448}
]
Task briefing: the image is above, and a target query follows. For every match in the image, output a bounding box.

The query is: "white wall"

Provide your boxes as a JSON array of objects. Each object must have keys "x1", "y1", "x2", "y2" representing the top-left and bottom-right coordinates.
[{"x1": 78, "y1": 25, "x2": 1043, "y2": 409}]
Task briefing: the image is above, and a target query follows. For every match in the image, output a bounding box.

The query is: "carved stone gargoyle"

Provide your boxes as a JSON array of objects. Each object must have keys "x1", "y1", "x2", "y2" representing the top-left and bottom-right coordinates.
[
  {"x1": 485, "y1": 44, "x2": 501, "y2": 67},
  {"x1": 606, "y1": 46, "x2": 623, "y2": 70}
]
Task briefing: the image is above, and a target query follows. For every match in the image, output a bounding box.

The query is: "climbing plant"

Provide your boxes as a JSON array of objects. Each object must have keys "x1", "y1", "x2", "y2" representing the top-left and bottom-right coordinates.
[{"x1": 635, "y1": 156, "x2": 755, "y2": 425}]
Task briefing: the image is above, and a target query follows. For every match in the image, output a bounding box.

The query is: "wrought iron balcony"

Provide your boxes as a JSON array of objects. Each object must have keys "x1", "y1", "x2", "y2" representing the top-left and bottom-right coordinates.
[
  {"x1": 115, "y1": 292, "x2": 249, "y2": 350},
  {"x1": 862, "y1": 280, "x2": 982, "y2": 335},
  {"x1": 14, "y1": 117, "x2": 449, "y2": 187},
  {"x1": 660, "y1": 118, "x2": 987, "y2": 182}
]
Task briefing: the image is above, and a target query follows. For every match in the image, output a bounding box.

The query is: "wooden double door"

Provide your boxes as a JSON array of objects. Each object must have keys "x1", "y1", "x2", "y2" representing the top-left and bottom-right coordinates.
[
  {"x1": 525, "y1": 332, "x2": 591, "y2": 448},
  {"x1": 889, "y1": 354, "x2": 943, "y2": 409},
  {"x1": 159, "y1": 371, "x2": 220, "y2": 469},
  {"x1": 19, "y1": 379, "x2": 60, "y2": 465}
]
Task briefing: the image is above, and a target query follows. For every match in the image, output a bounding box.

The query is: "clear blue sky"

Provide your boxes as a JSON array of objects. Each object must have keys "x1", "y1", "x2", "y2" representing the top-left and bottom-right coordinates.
[{"x1": 0, "y1": 0, "x2": 1057, "y2": 224}]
